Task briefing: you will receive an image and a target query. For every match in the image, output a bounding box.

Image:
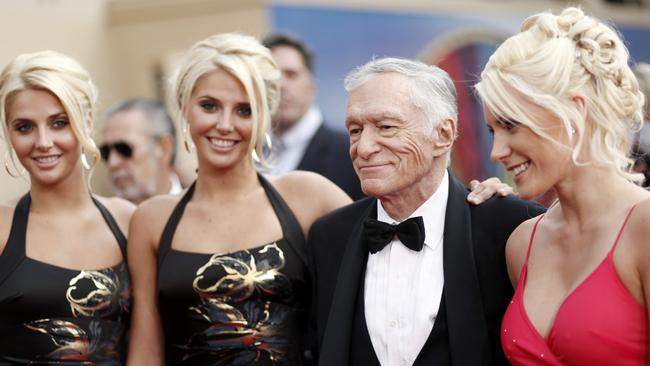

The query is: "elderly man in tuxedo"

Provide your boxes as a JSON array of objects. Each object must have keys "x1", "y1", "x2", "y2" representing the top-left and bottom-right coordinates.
[{"x1": 308, "y1": 58, "x2": 544, "y2": 366}]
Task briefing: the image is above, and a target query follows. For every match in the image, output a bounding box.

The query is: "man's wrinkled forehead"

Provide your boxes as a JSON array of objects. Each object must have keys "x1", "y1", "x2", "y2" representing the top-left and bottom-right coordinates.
[
  {"x1": 345, "y1": 87, "x2": 413, "y2": 127},
  {"x1": 345, "y1": 110, "x2": 407, "y2": 128}
]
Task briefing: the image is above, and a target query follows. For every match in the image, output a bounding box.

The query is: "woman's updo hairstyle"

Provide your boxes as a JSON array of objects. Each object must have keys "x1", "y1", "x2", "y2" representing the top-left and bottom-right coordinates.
[{"x1": 476, "y1": 7, "x2": 645, "y2": 182}]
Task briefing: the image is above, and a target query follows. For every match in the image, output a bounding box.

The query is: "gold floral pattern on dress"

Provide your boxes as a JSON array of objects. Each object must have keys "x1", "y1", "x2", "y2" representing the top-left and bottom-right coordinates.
[
  {"x1": 193, "y1": 243, "x2": 288, "y2": 302},
  {"x1": 23, "y1": 263, "x2": 130, "y2": 364},
  {"x1": 67, "y1": 270, "x2": 119, "y2": 317},
  {"x1": 25, "y1": 319, "x2": 89, "y2": 360},
  {"x1": 24, "y1": 319, "x2": 122, "y2": 364},
  {"x1": 181, "y1": 243, "x2": 298, "y2": 365}
]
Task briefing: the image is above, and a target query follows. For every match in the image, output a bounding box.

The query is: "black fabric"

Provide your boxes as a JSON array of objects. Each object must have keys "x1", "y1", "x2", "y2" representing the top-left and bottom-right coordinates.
[
  {"x1": 0, "y1": 193, "x2": 131, "y2": 365},
  {"x1": 157, "y1": 182, "x2": 196, "y2": 272},
  {"x1": 92, "y1": 196, "x2": 128, "y2": 258},
  {"x1": 258, "y1": 174, "x2": 309, "y2": 268},
  {"x1": 297, "y1": 123, "x2": 364, "y2": 200},
  {"x1": 348, "y1": 266, "x2": 380, "y2": 366},
  {"x1": 308, "y1": 172, "x2": 547, "y2": 366},
  {"x1": 156, "y1": 174, "x2": 310, "y2": 365},
  {"x1": 0, "y1": 195, "x2": 30, "y2": 288},
  {"x1": 363, "y1": 216, "x2": 425, "y2": 253},
  {"x1": 413, "y1": 293, "x2": 451, "y2": 365}
]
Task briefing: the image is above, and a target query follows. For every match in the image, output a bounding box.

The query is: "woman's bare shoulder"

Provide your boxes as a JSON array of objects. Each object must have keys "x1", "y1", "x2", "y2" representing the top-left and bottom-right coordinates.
[
  {"x1": 133, "y1": 194, "x2": 182, "y2": 222},
  {"x1": 265, "y1": 171, "x2": 352, "y2": 233},
  {"x1": 270, "y1": 171, "x2": 351, "y2": 209},
  {"x1": 507, "y1": 216, "x2": 539, "y2": 252},
  {"x1": 505, "y1": 214, "x2": 544, "y2": 283},
  {"x1": 627, "y1": 197, "x2": 650, "y2": 250},
  {"x1": 272, "y1": 171, "x2": 350, "y2": 200},
  {"x1": 271, "y1": 170, "x2": 329, "y2": 188},
  {"x1": 94, "y1": 196, "x2": 136, "y2": 233}
]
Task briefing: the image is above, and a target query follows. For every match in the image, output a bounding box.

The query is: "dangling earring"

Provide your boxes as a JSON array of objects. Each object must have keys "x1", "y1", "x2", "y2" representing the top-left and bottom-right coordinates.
[
  {"x1": 252, "y1": 150, "x2": 261, "y2": 163},
  {"x1": 81, "y1": 138, "x2": 98, "y2": 170},
  {"x1": 252, "y1": 132, "x2": 273, "y2": 163},
  {"x1": 4, "y1": 150, "x2": 22, "y2": 178},
  {"x1": 81, "y1": 148, "x2": 91, "y2": 170},
  {"x1": 264, "y1": 132, "x2": 272, "y2": 152},
  {"x1": 182, "y1": 119, "x2": 193, "y2": 153}
]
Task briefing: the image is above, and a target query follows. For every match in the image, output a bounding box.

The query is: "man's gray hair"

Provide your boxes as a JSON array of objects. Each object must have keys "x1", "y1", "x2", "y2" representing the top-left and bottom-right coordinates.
[
  {"x1": 105, "y1": 98, "x2": 177, "y2": 165},
  {"x1": 344, "y1": 57, "x2": 458, "y2": 134}
]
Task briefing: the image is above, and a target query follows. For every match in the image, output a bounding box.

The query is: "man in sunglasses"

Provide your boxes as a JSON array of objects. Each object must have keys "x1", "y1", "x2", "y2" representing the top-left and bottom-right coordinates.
[{"x1": 100, "y1": 98, "x2": 182, "y2": 204}]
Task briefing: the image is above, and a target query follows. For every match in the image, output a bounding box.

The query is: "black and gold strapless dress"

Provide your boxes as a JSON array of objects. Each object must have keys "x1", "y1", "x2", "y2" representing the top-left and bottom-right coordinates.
[
  {"x1": 0, "y1": 194, "x2": 131, "y2": 365},
  {"x1": 157, "y1": 175, "x2": 310, "y2": 365}
]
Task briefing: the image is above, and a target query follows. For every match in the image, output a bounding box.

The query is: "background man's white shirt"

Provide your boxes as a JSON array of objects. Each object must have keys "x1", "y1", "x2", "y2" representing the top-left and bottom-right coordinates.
[{"x1": 269, "y1": 106, "x2": 322, "y2": 175}]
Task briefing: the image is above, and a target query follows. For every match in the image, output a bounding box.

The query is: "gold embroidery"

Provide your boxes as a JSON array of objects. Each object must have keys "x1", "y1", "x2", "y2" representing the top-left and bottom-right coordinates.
[
  {"x1": 24, "y1": 319, "x2": 92, "y2": 363},
  {"x1": 66, "y1": 270, "x2": 119, "y2": 317},
  {"x1": 182, "y1": 243, "x2": 293, "y2": 364},
  {"x1": 193, "y1": 243, "x2": 287, "y2": 302}
]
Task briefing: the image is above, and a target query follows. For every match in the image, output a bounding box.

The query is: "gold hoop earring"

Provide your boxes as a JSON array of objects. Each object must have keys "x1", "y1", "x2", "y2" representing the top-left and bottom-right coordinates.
[
  {"x1": 81, "y1": 149, "x2": 91, "y2": 170},
  {"x1": 4, "y1": 150, "x2": 22, "y2": 178},
  {"x1": 252, "y1": 132, "x2": 273, "y2": 163},
  {"x1": 81, "y1": 139, "x2": 99, "y2": 170},
  {"x1": 182, "y1": 120, "x2": 193, "y2": 153},
  {"x1": 264, "y1": 132, "x2": 272, "y2": 152}
]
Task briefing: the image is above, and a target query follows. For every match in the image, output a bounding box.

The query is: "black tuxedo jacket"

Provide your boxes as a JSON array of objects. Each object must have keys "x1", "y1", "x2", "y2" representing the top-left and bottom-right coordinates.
[
  {"x1": 297, "y1": 123, "x2": 364, "y2": 200},
  {"x1": 307, "y1": 173, "x2": 545, "y2": 366}
]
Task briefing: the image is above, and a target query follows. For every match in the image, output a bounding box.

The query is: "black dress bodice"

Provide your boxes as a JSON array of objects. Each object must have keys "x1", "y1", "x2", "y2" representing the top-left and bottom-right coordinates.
[
  {"x1": 157, "y1": 175, "x2": 310, "y2": 365},
  {"x1": 0, "y1": 194, "x2": 131, "y2": 365}
]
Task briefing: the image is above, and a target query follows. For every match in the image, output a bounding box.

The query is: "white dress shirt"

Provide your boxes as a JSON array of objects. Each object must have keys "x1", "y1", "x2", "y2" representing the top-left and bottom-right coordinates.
[
  {"x1": 364, "y1": 170, "x2": 449, "y2": 366},
  {"x1": 268, "y1": 106, "x2": 323, "y2": 175}
]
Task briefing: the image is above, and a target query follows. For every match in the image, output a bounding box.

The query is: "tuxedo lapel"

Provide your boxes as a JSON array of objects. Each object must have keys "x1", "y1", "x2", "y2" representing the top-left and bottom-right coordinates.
[
  {"x1": 319, "y1": 200, "x2": 376, "y2": 366},
  {"x1": 442, "y1": 174, "x2": 492, "y2": 365}
]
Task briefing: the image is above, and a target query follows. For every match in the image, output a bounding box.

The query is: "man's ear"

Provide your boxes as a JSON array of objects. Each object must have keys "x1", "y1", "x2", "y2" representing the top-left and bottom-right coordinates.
[
  {"x1": 432, "y1": 118, "x2": 456, "y2": 157},
  {"x1": 156, "y1": 134, "x2": 174, "y2": 165}
]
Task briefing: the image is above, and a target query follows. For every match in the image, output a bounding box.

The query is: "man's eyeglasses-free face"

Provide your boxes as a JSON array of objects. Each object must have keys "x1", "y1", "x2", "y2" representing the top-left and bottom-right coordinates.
[{"x1": 99, "y1": 142, "x2": 134, "y2": 161}]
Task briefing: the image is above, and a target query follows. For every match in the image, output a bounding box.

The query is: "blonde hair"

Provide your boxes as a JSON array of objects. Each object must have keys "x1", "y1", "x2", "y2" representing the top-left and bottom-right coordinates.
[
  {"x1": 0, "y1": 50, "x2": 100, "y2": 179},
  {"x1": 171, "y1": 33, "x2": 280, "y2": 167},
  {"x1": 476, "y1": 7, "x2": 645, "y2": 183},
  {"x1": 634, "y1": 62, "x2": 650, "y2": 119}
]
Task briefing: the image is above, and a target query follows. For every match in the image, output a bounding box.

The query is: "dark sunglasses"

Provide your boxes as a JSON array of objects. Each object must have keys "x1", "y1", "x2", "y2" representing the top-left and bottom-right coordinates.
[{"x1": 99, "y1": 142, "x2": 133, "y2": 161}]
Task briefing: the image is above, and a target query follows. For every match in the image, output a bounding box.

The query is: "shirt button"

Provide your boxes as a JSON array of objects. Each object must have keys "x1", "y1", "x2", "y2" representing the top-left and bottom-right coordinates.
[{"x1": 390, "y1": 320, "x2": 397, "y2": 328}]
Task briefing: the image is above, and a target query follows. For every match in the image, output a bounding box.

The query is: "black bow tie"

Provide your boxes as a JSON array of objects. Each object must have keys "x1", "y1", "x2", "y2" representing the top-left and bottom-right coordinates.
[{"x1": 363, "y1": 216, "x2": 426, "y2": 254}]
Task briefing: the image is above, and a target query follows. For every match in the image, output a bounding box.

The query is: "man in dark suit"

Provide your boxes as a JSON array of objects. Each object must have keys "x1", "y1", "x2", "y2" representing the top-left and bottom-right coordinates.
[
  {"x1": 262, "y1": 34, "x2": 364, "y2": 200},
  {"x1": 308, "y1": 58, "x2": 545, "y2": 366}
]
